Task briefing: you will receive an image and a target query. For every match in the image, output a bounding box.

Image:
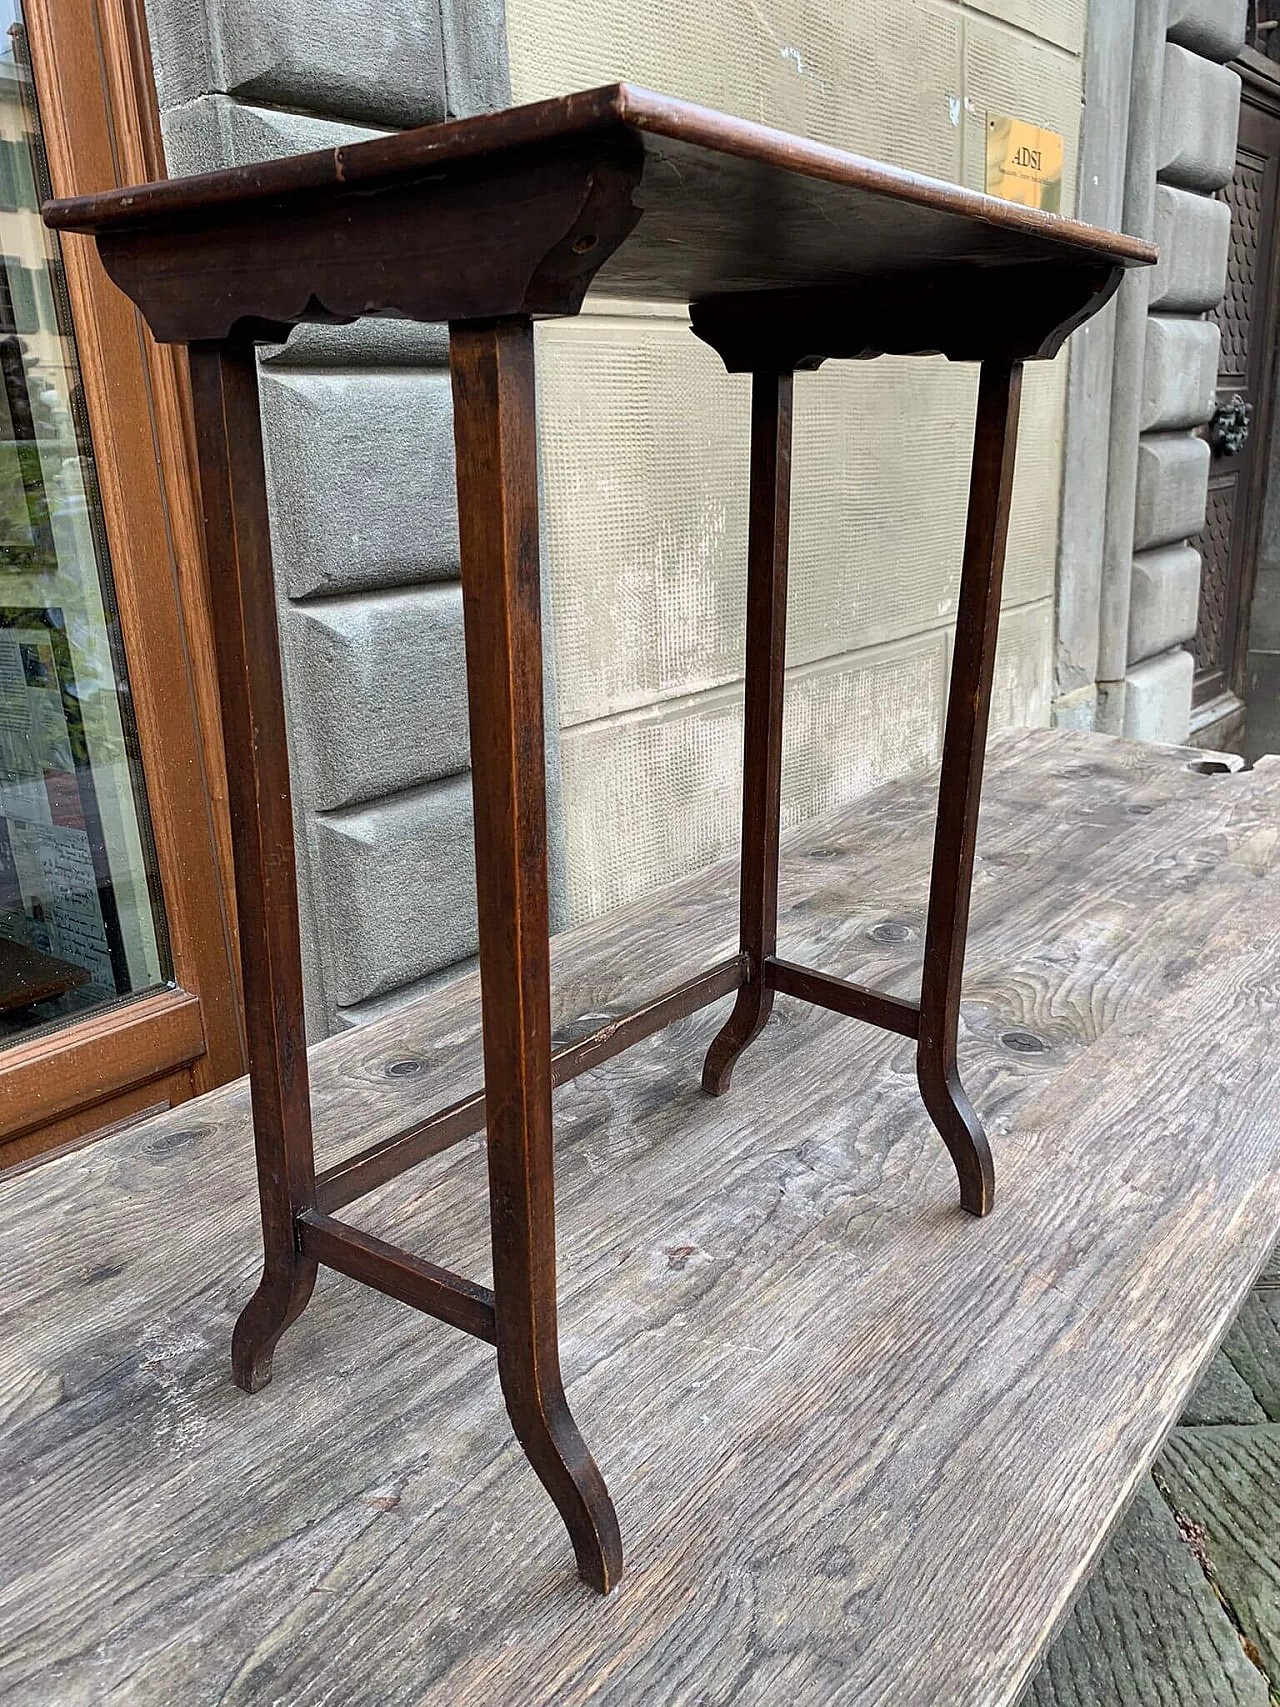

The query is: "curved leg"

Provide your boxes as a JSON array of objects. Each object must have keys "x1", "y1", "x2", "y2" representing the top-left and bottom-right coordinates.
[
  {"x1": 703, "y1": 368, "x2": 793, "y2": 1097},
  {"x1": 190, "y1": 341, "x2": 319, "y2": 1384},
  {"x1": 917, "y1": 1049, "x2": 995, "y2": 1220},
  {"x1": 917, "y1": 359, "x2": 1024, "y2": 1218},
  {"x1": 452, "y1": 316, "x2": 621, "y2": 1593},
  {"x1": 232, "y1": 1259, "x2": 318, "y2": 1393},
  {"x1": 499, "y1": 1355, "x2": 623, "y2": 1594},
  {"x1": 703, "y1": 981, "x2": 775, "y2": 1096}
]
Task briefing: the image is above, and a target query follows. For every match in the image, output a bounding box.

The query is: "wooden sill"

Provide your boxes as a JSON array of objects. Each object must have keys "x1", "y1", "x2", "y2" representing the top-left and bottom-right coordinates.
[{"x1": 0, "y1": 987, "x2": 206, "y2": 1143}]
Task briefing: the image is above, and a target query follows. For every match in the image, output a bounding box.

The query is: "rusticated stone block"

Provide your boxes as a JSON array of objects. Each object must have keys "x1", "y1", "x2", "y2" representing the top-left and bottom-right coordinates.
[
  {"x1": 307, "y1": 774, "x2": 478, "y2": 1007},
  {"x1": 1141, "y1": 317, "x2": 1220, "y2": 432},
  {"x1": 1134, "y1": 433, "x2": 1212, "y2": 551},
  {"x1": 1157, "y1": 45, "x2": 1241, "y2": 193},
  {"x1": 283, "y1": 583, "x2": 469, "y2": 813},
  {"x1": 1128, "y1": 543, "x2": 1203, "y2": 664},
  {"x1": 259, "y1": 367, "x2": 461, "y2": 599},
  {"x1": 147, "y1": 0, "x2": 446, "y2": 129},
  {"x1": 1123, "y1": 646, "x2": 1195, "y2": 742},
  {"x1": 1166, "y1": 0, "x2": 1248, "y2": 63},
  {"x1": 160, "y1": 93, "x2": 382, "y2": 178},
  {"x1": 1149, "y1": 184, "x2": 1232, "y2": 313}
]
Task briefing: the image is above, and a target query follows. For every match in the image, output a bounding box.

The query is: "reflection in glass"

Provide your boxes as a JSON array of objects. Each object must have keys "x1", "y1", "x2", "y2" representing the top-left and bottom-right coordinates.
[{"x1": 0, "y1": 5, "x2": 170, "y2": 1040}]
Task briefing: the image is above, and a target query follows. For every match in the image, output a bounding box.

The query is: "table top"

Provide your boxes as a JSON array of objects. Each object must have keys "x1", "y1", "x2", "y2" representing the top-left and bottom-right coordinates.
[
  {"x1": 3, "y1": 731, "x2": 1278, "y2": 1706},
  {"x1": 44, "y1": 86, "x2": 1155, "y2": 362}
]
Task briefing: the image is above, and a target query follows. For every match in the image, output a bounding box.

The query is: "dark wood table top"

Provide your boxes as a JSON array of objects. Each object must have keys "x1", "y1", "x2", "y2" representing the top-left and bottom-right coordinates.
[{"x1": 44, "y1": 86, "x2": 1156, "y2": 366}]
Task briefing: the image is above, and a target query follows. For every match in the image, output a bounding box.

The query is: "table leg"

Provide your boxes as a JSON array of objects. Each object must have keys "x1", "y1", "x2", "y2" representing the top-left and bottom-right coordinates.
[
  {"x1": 188, "y1": 340, "x2": 318, "y2": 1392},
  {"x1": 704, "y1": 368, "x2": 794, "y2": 1095},
  {"x1": 450, "y1": 316, "x2": 623, "y2": 1595},
  {"x1": 918, "y1": 358, "x2": 1024, "y2": 1217}
]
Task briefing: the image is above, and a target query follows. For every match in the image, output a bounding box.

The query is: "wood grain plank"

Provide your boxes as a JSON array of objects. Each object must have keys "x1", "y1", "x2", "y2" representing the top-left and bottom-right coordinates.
[
  {"x1": 57, "y1": 726, "x2": 1267, "y2": 1196},
  {"x1": 1, "y1": 732, "x2": 1279, "y2": 1707}
]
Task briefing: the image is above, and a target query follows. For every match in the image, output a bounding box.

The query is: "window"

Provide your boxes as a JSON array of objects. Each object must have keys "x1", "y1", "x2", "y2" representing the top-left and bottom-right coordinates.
[{"x1": 0, "y1": 4, "x2": 171, "y2": 1042}]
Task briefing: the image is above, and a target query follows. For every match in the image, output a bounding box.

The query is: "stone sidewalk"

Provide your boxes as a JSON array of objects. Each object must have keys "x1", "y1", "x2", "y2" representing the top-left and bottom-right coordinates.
[{"x1": 1030, "y1": 1245, "x2": 1280, "y2": 1706}]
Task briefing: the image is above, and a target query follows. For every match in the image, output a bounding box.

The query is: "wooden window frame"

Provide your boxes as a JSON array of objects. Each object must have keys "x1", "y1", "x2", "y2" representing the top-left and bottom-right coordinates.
[{"x1": 0, "y1": 0, "x2": 242, "y2": 1167}]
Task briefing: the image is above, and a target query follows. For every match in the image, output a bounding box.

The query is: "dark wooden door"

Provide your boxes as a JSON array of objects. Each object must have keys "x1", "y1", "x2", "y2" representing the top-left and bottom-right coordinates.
[{"x1": 1194, "y1": 76, "x2": 1280, "y2": 740}]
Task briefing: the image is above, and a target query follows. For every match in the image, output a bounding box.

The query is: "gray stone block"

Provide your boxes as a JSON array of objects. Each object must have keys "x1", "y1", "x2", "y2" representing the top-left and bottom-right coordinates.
[
  {"x1": 1141, "y1": 316, "x2": 1220, "y2": 431},
  {"x1": 143, "y1": 0, "x2": 216, "y2": 113},
  {"x1": 284, "y1": 583, "x2": 469, "y2": 813},
  {"x1": 1150, "y1": 184, "x2": 1232, "y2": 313},
  {"x1": 1028, "y1": 1477, "x2": 1269, "y2": 1707},
  {"x1": 1248, "y1": 566, "x2": 1280, "y2": 651},
  {"x1": 1134, "y1": 432, "x2": 1212, "y2": 550},
  {"x1": 159, "y1": 94, "x2": 382, "y2": 177},
  {"x1": 1158, "y1": 45, "x2": 1242, "y2": 193},
  {"x1": 1180, "y1": 1349, "x2": 1268, "y2": 1425},
  {"x1": 440, "y1": 0, "x2": 511, "y2": 117},
  {"x1": 1159, "y1": 1425, "x2": 1280, "y2": 1685},
  {"x1": 1220, "y1": 1289, "x2": 1280, "y2": 1420},
  {"x1": 333, "y1": 955, "x2": 477, "y2": 1030},
  {"x1": 1128, "y1": 543, "x2": 1203, "y2": 664},
  {"x1": 262, "y1": 320, "x2": 451, "y2": 370},
  {"x1": 259, "y1": 366, "x2": 460, "y2": 599},
  {"x1": 1051, "y1": 683, "x2": 1098, "y2": 732},
  {"x1": 1166, "y1": 0, "x2": 1248, "y2": 62},
  {"x1": 1094, "y1": 679, "x2": 1127, "y2": 738},
  {"x1": 307, "y1": 773, "x2": 478, "y2": 1007},
  {"x1": 1123, "y1": 646, "x2": 1195, "y2": 742},
  {"x1": 146, "y1": 0, "x2": 446, "y2": 129}
]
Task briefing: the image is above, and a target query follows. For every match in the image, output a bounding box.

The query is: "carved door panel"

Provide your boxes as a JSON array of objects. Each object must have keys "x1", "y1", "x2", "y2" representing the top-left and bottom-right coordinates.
[{"x1": 1195, "y1": 89, "x2": 1280, "y2": 730}]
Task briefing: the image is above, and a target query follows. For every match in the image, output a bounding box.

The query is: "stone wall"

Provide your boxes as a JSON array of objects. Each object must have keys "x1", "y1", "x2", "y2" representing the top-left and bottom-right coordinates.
[
  {"x1": 140, "y1": 0, "x2": 1244, "y2": 1024},
  {"x1": 1127, "y1": 0, "x2": 1243, "y2": 739},
  {"x1": 1068, "y1": 0, "x2": 1244, "y2": 744},
  {"x1": 1245, "y1": 387, "x2": 1280, "y2": 760},
  {"x1": 142, "y1": 0, "x2": 520, "y2": 1037}
]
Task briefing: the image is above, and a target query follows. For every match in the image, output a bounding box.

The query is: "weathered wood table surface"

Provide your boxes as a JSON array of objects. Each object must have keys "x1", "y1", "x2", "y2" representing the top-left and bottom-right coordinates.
[
  {"x1": 43, "y1": 87, "x2": 1156, "y2": 1591},
  {"x1": 4, "y1": 730, "x2": 1280, "y2": 1706}
]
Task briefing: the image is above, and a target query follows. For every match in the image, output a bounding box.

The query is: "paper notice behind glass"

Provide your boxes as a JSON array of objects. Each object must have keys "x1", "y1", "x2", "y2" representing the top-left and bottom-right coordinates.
[
  {"x1": 0, "y1": 816, "x2": 28, "y2": 947},
  {"x1": 0, "y1": 628, "x2": 47, "y2": 825},
  {"x1": 0, "y1": 627, "x2": 52, "y2": 825},
  {"x1": 7, "y1": 817, "x2": 113, "y2": 987}
]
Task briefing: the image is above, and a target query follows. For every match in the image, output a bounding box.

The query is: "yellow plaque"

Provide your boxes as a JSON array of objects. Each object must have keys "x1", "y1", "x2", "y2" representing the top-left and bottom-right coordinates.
[{"x1": 985, "y1": 114, "x2": 1064, "y2": 214}]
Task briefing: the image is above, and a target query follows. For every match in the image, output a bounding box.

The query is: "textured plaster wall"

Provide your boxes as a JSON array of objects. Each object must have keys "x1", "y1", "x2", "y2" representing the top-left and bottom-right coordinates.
[{"x1": 505, "y1": 0, "x2": 1082, "y2": 922}]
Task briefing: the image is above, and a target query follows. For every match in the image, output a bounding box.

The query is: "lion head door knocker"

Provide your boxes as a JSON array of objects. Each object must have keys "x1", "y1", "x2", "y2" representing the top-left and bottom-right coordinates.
[{"x1": 1209, "y1": 394, "x2": 1253, "y2": 458}]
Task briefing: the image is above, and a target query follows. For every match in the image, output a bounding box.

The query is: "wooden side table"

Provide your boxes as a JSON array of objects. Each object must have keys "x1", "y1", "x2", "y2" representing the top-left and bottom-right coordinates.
[{"x1": 45, "y1": 86, "x2": 1155, "y2": 1594}]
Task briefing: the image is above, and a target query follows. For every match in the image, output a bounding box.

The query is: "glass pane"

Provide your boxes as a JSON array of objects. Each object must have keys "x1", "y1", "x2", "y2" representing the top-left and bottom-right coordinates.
[{"x1": 0, "y1": 6, "x2": 171, "y2": 1042}]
